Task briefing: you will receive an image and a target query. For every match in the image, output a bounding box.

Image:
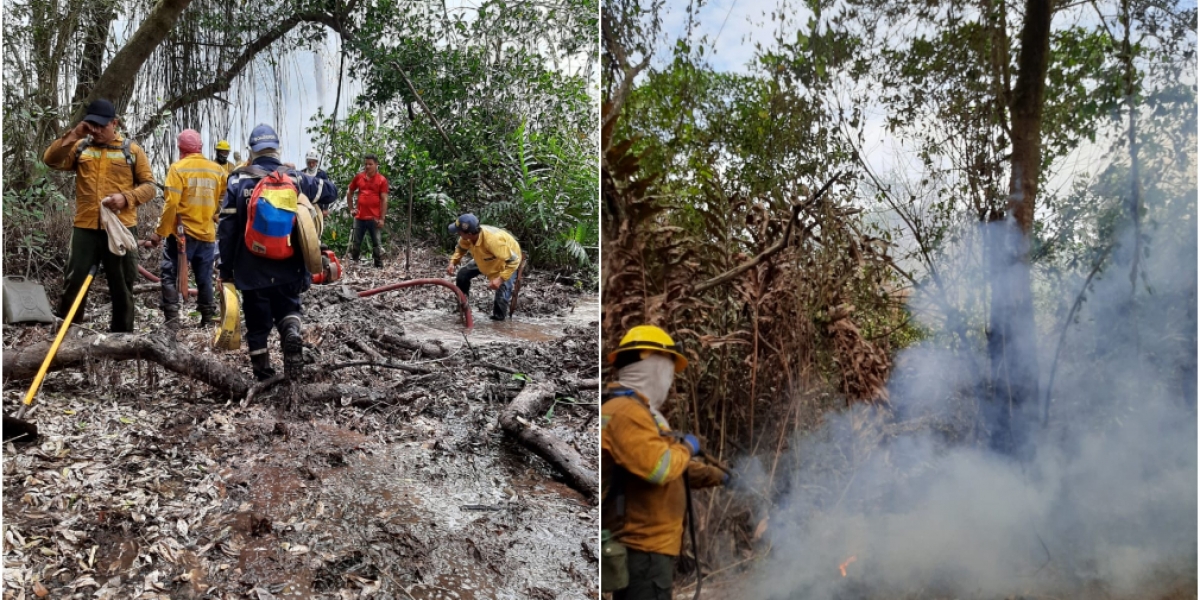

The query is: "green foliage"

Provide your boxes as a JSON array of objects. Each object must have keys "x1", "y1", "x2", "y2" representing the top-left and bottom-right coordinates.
[
  {"x1": 481, "y1": 120, "x2": 599, "y2": 269},
  {"x1": 3, "y1": 159, "x2": 74, "y2": 279},
  {"x1": 309, "y1": 0, "x2": 600, "y2": 273}
]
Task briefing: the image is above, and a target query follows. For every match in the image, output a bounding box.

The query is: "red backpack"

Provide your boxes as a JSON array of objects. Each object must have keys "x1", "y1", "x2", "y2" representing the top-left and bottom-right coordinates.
[{"x1": 244, "y1": 169, "x2": 299, "y2": 259}]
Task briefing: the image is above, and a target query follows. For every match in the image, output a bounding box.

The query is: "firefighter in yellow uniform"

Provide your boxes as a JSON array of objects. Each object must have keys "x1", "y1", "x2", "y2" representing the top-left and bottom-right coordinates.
[
  {"x1": 601, "y1": 325, "x2": 728, "y2": 599},
  {"x1": 213, "y1": 139, "x2": 235, "y2": 175},
  {"x1": 446, "y1": 213, "x2": 523, "y2": 320},
  {"x1": 150, "y1": 129, "x2": 228, "y2": 328}
]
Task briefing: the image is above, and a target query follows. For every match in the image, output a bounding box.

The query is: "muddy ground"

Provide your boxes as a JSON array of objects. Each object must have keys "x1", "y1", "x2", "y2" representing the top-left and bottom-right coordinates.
[{"x1": 2, "y1": 246, "x2": 600, "y2": 599}]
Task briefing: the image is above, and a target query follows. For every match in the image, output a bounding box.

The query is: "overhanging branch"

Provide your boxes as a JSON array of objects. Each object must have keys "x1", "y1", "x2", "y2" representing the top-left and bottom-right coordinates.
[
  {"x1": 133, "y1": 10, "x2": 353, "y2": 141},
  {"x1": 692, "y1": 173, "x2": 842, "y2": 295}
]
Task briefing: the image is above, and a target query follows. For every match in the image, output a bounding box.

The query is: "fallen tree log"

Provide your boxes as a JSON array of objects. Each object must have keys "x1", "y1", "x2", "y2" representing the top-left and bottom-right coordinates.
[
  {"x1": 3, "y1": 329, "x2": 250, "y2": 398},
  {"x1": 2, "y1": 330, "x2": 441, "y2": 406},
  {"x1": 499, "y1": 381, "x2": 598, "y2": 499},
  {"x1": 373, "y1": 330, "x2": 447, "y2": 358}
]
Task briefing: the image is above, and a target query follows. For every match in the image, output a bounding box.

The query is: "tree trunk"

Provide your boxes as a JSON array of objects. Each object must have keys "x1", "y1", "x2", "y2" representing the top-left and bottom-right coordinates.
[
  {"x1": 70, "y1": 0, "x2": 195, "y2": 124},
  {"x1": 988, "y1": 0, "x2": 1051, "y2": 455},
  {"x1": 71, "y1": 0, "x2": 117, "y2": 107}
]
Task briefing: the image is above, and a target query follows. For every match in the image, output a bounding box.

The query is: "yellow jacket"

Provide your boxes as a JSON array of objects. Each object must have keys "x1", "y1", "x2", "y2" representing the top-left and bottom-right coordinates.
[
  {"x1": 601, "y1": 385, "x2": 725, "y2": 556},
  {"x1": 156, "y1": 153, "x2": 227, "y2": 242},
  {"x1": 219, "y1": 161, "x2": 234, "y2": 175},
  {"x1": 450, "y1": 225, "x2": 522, "y2": 280},
  {"x1": 43, "y1": 134, "x2": 157, "y2": 229}
]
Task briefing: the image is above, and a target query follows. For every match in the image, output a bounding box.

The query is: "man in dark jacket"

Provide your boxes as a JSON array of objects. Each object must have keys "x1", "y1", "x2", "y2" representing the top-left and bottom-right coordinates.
[{"x1": 217, "y1": 124, "x2": 337, "y2": 381}]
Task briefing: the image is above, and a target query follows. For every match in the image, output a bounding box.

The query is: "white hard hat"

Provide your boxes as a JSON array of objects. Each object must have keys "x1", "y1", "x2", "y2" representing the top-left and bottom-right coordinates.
[{"x1": 306, "y1": 150, "x2": 320, "y2": 161}]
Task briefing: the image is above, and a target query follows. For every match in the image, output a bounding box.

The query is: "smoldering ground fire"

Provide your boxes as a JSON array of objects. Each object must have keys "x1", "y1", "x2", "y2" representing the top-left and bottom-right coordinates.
[{"x1": 745, "y1": 198, "x2": 1197, "y2": 599}]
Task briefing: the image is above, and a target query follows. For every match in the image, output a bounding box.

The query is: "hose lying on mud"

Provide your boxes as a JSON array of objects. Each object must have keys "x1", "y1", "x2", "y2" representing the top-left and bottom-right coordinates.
[
  {"x1": 356, "y1": 279, "x2": 474, "y2": 329},
  {"x1": 139, "y1": 266, "x2": 474, "y2": 329}
]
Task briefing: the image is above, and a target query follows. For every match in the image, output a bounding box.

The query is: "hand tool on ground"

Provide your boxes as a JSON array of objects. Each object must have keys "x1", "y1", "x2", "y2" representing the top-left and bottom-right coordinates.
[{"x1": 16, "y1": 264, "x2": 98, "y2": 419}]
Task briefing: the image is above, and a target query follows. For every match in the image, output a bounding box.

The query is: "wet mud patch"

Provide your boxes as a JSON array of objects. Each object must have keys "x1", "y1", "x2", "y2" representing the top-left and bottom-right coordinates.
[{"x1": 4, "y1": 243, "x2": 598, "y2": 599}]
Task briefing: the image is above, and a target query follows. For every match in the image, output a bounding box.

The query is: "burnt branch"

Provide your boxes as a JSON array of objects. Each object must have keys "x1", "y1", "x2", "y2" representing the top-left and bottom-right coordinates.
[{"x1": 499, "y1": 381, "x2": 598, "y2": 499}]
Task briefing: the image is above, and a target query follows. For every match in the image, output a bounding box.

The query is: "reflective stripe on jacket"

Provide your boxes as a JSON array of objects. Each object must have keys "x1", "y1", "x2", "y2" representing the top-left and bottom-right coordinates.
[
  {"x1": 157, "y1": 154, "x2": 227, "y2": 242},
  {"x1": 43, "y1": 134, "x2": 157, "y2": 229},
  {"x1": 601, "y1": 384, "x2": 725, "y2": 556},
  {"x1": 450, "y1": 225, "x2": 522, "y2": 281}
]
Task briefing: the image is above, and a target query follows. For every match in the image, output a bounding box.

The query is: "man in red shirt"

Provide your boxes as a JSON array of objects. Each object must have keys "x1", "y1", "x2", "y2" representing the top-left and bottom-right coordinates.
[{"x1": 344, "y1": 154, "x2": 389, "y2": 267}]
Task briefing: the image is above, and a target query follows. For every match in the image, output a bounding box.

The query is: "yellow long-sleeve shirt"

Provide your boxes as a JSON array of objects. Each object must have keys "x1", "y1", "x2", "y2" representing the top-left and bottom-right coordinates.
[
  {"x1": 43, "y1": 134, "x2": 157, "y2": 229},
  {"x1": 156, "y1": 153, "x2": 227, "y2": 242},
  {"x1": 601, "y1": 385, "x2": 725, "y2": 556},
  {"x1": 450, "y1": 225, "x2": 522, "y2": 280}
]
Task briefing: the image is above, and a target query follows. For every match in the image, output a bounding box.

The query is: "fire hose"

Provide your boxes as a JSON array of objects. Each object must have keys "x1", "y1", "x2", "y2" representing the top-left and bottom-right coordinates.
[
  {"x1": 684, "y1": 472, "x2": 701, "y2": 600},
  {"x1": 356, "y1": 279, "x2": 474, "y2": 329},
  {"x1": 663, "y1": 431, "x2": 725, "y2": 600},
  {"x1": 137, "y1": 265, "x2": 197, "y2": 297},
  {"x1": 140, "y1": 266, "x2": 473, "y2": 328}
]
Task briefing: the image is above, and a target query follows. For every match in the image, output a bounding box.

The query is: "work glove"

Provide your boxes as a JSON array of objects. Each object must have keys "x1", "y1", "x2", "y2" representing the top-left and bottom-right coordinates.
[
  {"x1": 681, "y1": 433, "x2": 701, "y2": 457},
  {"x1": 721, "y1": 469, "x2": 743, "y2": 489}
]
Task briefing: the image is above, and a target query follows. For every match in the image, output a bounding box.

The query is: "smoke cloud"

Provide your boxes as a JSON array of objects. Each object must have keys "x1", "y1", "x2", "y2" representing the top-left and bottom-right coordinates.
[{"x1": 749, "y1": 196, "x2": 1197, "y2": 599}]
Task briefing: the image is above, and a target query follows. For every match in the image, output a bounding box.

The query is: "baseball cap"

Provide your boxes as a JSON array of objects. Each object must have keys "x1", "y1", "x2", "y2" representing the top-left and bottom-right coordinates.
[
  {"x1": 82, "y1": 98, "x2": 116, "y2": 126},
  {"x1": 449, "y1": 214, "x2": 481, "y2": 235},
  {"x1": 248, "y1": 124, "x2": 280, "y2": 152}
]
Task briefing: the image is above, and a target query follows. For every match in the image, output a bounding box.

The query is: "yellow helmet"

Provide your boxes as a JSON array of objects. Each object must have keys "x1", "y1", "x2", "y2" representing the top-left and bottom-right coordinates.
[
  {"x1": 215, "y1": 140, "x2": 231, "y2": 151},
  {"x1": 606, "y1": 325, "x2": 688, "y2": 372}
]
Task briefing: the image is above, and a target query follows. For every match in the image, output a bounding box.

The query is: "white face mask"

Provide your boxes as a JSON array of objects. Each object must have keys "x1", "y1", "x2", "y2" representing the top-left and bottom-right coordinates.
[{"x1": 617, "y1": 352, "x2": 676, "y2": 412}]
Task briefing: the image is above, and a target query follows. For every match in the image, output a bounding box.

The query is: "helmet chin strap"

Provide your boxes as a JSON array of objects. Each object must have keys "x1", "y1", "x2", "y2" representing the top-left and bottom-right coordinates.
[{"x1": 617, "y1": 353, "x2": 676, "y2": 412}]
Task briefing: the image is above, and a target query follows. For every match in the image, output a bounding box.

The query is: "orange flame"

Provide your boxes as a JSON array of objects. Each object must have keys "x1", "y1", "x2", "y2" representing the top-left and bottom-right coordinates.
[{"x1": 838, "y1": 555, "x2": 858, "y2": 577}]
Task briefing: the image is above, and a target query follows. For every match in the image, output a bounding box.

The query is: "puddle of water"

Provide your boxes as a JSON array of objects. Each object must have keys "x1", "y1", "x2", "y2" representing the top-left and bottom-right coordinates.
[{"x1": 404, "y1": 295, "x2": 598, "y2": 346}]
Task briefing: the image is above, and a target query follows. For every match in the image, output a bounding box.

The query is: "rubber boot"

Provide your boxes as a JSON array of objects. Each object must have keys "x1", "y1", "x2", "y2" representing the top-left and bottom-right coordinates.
[
  {"x1": 250, "y1": 351, "x2": 276, "y2": 382},
  {"x1": 162, "y1": 302, "x2": 182, "y2": 331},
  {"x1": 373, "y1": 256, "x2": 383, "y2": 269},
  {"x1": 197, "y1": 303, "x2": 218, "y2": 328},
  {"x1": 279, "y1": 315, "x2": 304, "y2": 379}
]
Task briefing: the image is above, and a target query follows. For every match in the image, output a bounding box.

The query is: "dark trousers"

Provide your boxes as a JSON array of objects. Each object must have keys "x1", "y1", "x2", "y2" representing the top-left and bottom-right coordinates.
[
  {"x1": 455, "y1": 263, "x2": 517, "y2": 320},
  {"x1": 350, "y1": 219, "x2": 383, "y2": 263},
  {"x1": 614, "y1": 549, "x2": 674, "y2": 600},
  {"x1": 160, "y1": 234, "x2": 216, "y2": 310},
  {"x1": 241, "y1": 280, "x2": 305, "y2": 353},
  {"x1": 60, "y1": 226, "x2": 138, "y2": 332}
]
